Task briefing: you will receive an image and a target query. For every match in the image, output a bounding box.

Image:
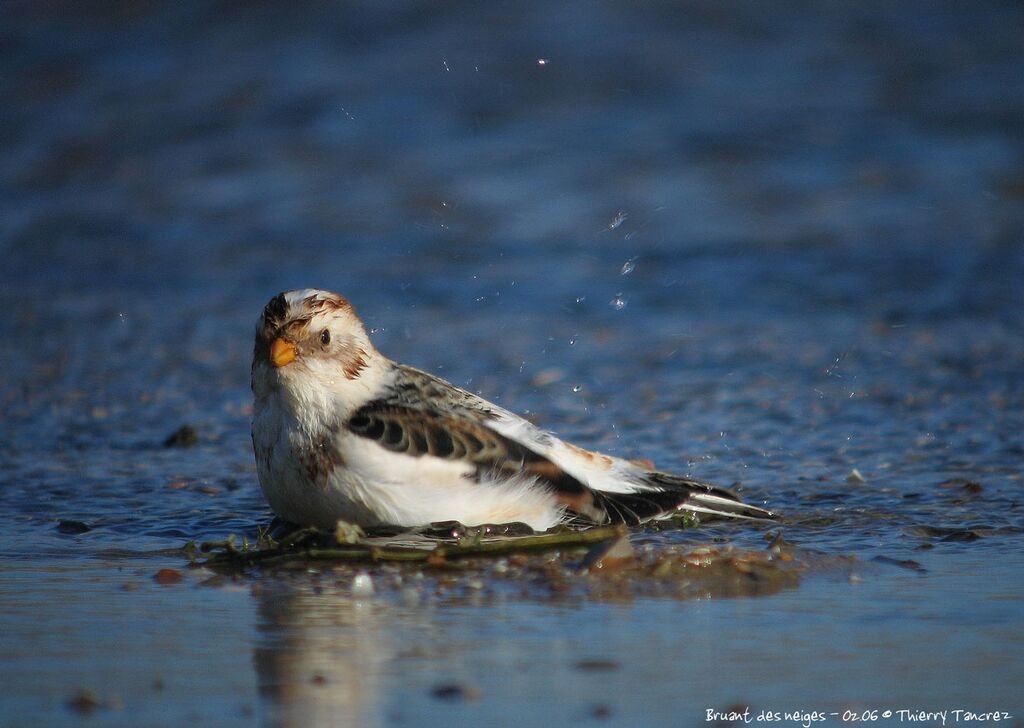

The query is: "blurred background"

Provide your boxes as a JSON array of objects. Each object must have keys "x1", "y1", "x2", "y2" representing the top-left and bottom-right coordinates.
[
  {"x1": 3, "y1": 1, "x2": 1022, "y2": 447},
  {"x1": 1, "y1": 1, "x2": 1023, "y2": 725}
]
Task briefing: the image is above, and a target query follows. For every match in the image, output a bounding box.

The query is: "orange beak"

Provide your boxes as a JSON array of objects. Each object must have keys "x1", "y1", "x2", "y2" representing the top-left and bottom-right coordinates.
[{"x1": 270, "y1": 338, "x2": 298, "y2": 368}]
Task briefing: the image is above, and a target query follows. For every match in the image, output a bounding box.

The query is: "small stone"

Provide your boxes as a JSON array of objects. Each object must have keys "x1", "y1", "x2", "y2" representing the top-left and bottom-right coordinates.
[
  {"x1": 352, "y1": 572, "x2": 374, "y2": 597},
  {"x1": 871, "y1": 555, "x2": 927, "y2": 573},
  {"x1": 580, "y1": 531, "x2": 634, "y2": 572},
  {"x1": 66, "y1": 690, "x2": 102, "y2": 716},
  {"x1": 57, "y1": 520, "x2": 91, "y2": 534},
  {"x1": 154, "y1": 568, "x2": 183, "y2": 585},
  {"x1": 431, "y1": 683, "x2": 479, "y2": 702},
  {"x1": 164, "y1": 425, "x2": 198, "y2": 448},
  {"x1": 574, "y1": 659, "x2": 620, "y2": 672}
]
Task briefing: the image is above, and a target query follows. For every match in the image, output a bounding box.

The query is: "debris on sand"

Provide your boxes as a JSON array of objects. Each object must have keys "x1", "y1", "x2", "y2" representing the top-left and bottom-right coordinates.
[{"x1": 192, "y1": 520, "x2": 806, "y2": 602}]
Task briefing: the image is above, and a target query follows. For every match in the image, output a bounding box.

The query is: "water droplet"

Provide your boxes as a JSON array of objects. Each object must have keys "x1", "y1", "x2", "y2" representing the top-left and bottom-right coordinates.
[
  {"x1": 620, "y1": 257, "x2": 637, "y2": 275},
  {"x1": 610, "y1": 294, "x2": 627, "y2": 310}
]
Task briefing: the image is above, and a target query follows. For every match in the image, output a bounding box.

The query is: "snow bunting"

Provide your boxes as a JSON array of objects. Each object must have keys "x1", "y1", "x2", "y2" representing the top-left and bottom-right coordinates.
[{"x1": 251, "y1": 289, "x2": 774, "y2": 531}]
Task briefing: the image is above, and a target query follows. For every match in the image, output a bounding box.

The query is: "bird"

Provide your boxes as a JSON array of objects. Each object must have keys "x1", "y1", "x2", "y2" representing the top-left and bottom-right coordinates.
[{"x1": 251, "y1": 289, "x2": 774, "y2": 532}]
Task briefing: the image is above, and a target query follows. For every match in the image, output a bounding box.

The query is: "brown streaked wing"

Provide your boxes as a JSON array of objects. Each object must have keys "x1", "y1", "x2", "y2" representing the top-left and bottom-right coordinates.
[
  {"x1": 345, "y1": 402, "x2": 607, "y2": 522},
  {"x1": 347, "y1": 404, "x2": 505, "y2": 461}
]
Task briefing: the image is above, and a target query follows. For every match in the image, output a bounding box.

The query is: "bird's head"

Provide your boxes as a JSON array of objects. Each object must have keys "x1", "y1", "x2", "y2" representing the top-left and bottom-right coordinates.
[{"x1": 252, "y1": 289, "x2": 380, "y2": 404}]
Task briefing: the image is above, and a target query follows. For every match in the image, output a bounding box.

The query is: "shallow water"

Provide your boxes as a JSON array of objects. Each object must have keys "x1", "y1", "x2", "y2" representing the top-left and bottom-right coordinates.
[{"x1": 2, "y1": 1, "x2": 1023, "y2": 726}]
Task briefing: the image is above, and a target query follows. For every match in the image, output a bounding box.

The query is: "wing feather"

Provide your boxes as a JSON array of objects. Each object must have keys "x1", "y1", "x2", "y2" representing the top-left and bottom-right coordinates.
[
  {"x1": 346, "y1": 401, "x2": 607, "y2": 522},
  {"x1": 350, "y1": 364, "x2": 776, "y2": 526}
]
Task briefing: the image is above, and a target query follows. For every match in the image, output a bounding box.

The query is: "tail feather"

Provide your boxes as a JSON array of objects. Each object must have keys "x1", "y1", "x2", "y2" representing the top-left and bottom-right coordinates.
[
  {"x1": 588, "y1": 472, "x2": 775, "y2": 526},
  {"x1": 685, "y1": 491, "x2": 776, "y2": 521}
]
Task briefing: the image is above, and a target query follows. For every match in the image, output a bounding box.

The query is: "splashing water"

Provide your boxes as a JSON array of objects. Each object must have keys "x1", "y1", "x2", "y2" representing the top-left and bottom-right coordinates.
[{"x1": 607, "y1": 211, "x2": 628, "y2": 230}]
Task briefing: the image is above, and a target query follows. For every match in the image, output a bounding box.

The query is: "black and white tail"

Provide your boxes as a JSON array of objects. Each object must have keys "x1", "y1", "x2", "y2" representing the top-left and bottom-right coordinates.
[{"x1": 592, "y1": 472, "x2": 775, "y2": 526}]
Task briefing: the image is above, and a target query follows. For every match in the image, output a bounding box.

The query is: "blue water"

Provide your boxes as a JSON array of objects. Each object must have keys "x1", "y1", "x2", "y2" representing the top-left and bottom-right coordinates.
[{"x1": 2, "y1": 1, "x2": 1023, "y2": 726}]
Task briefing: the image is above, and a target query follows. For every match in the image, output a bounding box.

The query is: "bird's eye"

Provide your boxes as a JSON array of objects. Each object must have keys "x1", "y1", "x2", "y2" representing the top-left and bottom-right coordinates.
[{"x1": 320, "y1": 329, "x2": 331, "y2": 346}]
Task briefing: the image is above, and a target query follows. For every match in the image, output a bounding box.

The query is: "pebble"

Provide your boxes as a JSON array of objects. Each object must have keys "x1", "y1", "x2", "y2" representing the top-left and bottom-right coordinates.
[{"x1": 352, "y1": 572, "x2": 374, "y2": 597}]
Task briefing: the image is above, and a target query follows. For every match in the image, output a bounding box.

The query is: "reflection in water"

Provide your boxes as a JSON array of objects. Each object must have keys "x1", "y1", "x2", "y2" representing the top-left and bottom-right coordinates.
[
  {"x1": 253, "y1": 574, "x2": 396, "y2": 728},
  {"x1": 245, "y1": 534, "x2": 807, "y2": 725}
]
